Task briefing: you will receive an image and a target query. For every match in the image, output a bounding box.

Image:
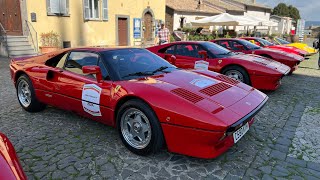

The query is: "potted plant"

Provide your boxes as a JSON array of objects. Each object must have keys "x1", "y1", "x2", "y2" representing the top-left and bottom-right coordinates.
[{"x1": 39, "y1": 31, "x2": 60, "y2": 54}]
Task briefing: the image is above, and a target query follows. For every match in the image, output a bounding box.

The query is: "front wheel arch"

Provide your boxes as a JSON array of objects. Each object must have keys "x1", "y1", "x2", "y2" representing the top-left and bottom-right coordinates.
[{"x1": 220, "y1": 64, "x2": 251, "y2": 85}]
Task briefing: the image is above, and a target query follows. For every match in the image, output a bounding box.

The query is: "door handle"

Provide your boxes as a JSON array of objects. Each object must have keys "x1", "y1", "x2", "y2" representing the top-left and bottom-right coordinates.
[{"x1": 2, "y1": 13, "x2": 4, "y2": 16}]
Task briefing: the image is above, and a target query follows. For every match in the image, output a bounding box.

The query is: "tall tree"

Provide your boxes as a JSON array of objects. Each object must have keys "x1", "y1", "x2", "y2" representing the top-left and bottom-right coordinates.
[{"x1": 272, "y1": 3, "x2": 301, "y2": 21}]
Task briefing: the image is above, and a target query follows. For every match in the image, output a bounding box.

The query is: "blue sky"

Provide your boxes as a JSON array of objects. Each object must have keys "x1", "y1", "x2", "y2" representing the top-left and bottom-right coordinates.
[{"x1": 256, "y1": 0, "x2": 320, "y2": 21}]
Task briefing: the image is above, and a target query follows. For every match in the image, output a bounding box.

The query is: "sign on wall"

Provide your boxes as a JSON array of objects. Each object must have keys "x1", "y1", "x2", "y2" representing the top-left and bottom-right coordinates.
[{"x1": 133, "y1": 18, "x2": 141, "y2": 39}]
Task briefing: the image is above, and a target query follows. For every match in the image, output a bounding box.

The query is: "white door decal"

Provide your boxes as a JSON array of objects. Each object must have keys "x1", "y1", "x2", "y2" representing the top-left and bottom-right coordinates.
[
  {"x1": 82, "y1": 84, "x2": 102, "y2": 116},
  {"x1": 194, "y1": 60, "x2": 209, "y2": 70}
]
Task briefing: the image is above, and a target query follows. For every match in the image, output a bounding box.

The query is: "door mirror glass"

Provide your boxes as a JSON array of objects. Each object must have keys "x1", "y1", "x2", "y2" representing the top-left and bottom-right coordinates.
[
  {"x1": 198, "y1": 50, "x2": 208, "y2": 61},
  {"x1": 82, "y1": 65, "x2": 103, "y2": 82},
  {"x1": 164, "y1": 54, "x2": 176, "y2": 65}
]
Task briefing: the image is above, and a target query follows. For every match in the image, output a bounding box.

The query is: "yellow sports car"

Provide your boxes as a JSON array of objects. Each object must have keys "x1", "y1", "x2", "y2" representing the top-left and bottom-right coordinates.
[{"x1": 274, "y1": 37, "x2": 317, "y2": 55}]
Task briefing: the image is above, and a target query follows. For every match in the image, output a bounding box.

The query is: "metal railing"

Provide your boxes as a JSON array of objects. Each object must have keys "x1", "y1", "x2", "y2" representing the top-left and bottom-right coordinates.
[
  {"x1": 25, "y1": 20, "x2": 39, "y2": 53},
  {"x1": 0, "y1": 22, "x2": 9, "y2": 57}
]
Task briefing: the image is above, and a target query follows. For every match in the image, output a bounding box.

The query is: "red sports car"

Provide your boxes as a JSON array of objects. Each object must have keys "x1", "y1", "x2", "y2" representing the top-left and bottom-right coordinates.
[
  {"x1": 211, "y1": 38, "x2": 304, "y2": 73},
  {"x1": 0, "y1": 133, "x2": 26, "y2": 180},
  {"x1": 10, "y1": 48, "x2": 268, "y2": 159},
  {"x1": 147, "y1": 41, "x2": 290, "y2": 90},
  {"x1": 240, "y1": 37, "x2": 308, "y2": 57}
]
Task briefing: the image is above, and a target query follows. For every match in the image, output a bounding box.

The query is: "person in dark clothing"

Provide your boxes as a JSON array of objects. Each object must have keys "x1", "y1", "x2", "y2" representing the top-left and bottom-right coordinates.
[{"x1": 318, "y1": 34, "x2": 320, "y2": 69}]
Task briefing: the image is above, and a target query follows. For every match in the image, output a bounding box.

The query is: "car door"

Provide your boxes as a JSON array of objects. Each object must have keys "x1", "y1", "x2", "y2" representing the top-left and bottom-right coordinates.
[
  {"x1": 48, "y1": 51, "x2": 114, "y2": 125},
  {"x1": 159, "y1": 45, "x2": 176, "y2": 64},
  {"x1": 174, "y1": 44, "x2": 207, "y2": 69}
]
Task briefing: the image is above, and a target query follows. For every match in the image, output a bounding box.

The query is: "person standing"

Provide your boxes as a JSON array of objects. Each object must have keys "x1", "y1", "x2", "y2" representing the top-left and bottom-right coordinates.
[
  {"x1": 318, "y1": 33, "x2": 320, "y2": 70},
  {"x1": 155, "y1": 23, "x2": 170, "y2": 45}
]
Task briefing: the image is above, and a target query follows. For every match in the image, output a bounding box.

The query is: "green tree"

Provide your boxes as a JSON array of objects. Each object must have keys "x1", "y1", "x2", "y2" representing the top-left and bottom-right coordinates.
[
  {"x1": 272, "y1": 3, "x2": 301, "y2": 21},
  {"x1": 272, "y1": 3, "x2": 289, "y2": 17}
]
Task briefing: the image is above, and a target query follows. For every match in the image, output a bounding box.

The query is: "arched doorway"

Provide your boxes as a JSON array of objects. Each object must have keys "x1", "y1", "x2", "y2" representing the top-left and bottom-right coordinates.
[{"x1": 143, "y1": 12, "x2": 153, "y2": 41}]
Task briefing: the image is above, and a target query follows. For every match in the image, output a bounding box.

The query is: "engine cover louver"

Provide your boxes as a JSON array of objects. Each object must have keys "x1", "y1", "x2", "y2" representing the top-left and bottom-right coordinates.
[
  {"x1": 199, "y1": 83, "x2": 232, "y2": 96},
  {"x1": 171, "y1": 88, "x2": 204, "y2": 103},
  {"x1": 216, "y1": 75, "x2": 239, "y2": 85}
]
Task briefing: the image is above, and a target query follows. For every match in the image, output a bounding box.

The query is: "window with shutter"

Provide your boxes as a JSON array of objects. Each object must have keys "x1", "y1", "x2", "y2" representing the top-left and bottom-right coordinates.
[
  {"x1": 83, "y1": 0, "x2": 90, "y2": 20},
  {"x1": 84, "y1": 0, "x2": 100, "y2": 20},
  {"x1": 103, "y1": 0, "x2": 108, "y2": 21},
  {"x1": 47, "y1": 0, "x2": 69, "y2": 16}
]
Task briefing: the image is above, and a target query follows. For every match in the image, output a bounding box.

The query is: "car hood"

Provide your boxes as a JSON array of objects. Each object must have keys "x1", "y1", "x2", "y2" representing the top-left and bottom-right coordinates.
[
  {"x1": 127, "y1": 70, "x2": 268, "y2": 127},
  {"x1": 227, "y1": 54, "x2": 290, "y2": 74},
  {"x1": 257, "y1": 48, "x2": 304, "y2": 61},
  {"x1": 269, "y1": 45, "x2": 307, "y2": 55},
  {"x1": 287, "y1": 43, "x2": 317, "y2": 54}
]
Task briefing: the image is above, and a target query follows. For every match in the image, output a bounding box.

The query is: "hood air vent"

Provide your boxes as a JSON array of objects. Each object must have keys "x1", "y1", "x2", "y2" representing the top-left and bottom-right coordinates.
[
  {"x1": 199, "y1": 83, "x2": 232, "y2": 96},
  {"x1": 216, "y1": 75, "x2": 239, "y2": 85},
  {"x1": 171, "y1": 88, "x2": 204, "y2": 103}
]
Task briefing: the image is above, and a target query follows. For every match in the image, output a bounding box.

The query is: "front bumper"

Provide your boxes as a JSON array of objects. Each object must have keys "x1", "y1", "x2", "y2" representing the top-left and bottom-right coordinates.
[
  {"x1": 161, "y1": 96, "x2": 268, "y2": 159},
  {"x1": 250, "y1": 74, "x2": 283, "y2": 91}
]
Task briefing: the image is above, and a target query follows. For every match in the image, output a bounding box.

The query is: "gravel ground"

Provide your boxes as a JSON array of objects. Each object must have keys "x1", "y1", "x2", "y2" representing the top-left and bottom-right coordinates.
[{"x1": 0, "y1": 52, "x2": 320, "y2": 180}]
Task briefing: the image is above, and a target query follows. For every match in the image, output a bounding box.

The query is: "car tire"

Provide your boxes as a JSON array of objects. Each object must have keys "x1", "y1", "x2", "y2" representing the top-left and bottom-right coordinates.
[
  {"x1": 16, "y1": 74, "x2": 46, "y2": 112},
  {"x1": 222, "y1": 66, "x2": 251, "y2": 85},
  {"x1": 117, "y1": 99, "x2": 164, "y2": 155}
]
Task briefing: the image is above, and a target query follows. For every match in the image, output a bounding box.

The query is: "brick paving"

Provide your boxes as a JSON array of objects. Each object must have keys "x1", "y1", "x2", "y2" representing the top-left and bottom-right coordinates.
[{"x1": 0, "y1": 53, "x2": 320, "y2": 179}]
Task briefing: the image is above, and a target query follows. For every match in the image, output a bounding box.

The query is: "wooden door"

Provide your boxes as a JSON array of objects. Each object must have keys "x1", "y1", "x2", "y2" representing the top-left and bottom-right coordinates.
[
  {"x1": 118, "y1": 18, "x2": 128, "y2": 46},
  {"x1": 0, "y1": 0, "x2": 23, "y2": 35},
  {"x1": 144, "y1": 12, "x2": 152, "y2": 41}
]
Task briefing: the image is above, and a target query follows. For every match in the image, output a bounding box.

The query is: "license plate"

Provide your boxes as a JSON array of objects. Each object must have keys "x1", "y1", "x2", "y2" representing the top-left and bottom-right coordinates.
[{"x1": 233, "y1": 122, "x2": 249, "y2": 143}]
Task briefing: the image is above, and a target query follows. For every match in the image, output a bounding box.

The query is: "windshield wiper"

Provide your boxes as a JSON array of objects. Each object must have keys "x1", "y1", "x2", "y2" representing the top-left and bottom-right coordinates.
[
  {"x1": 217, "y1": 51, "x2": 232, "y2": 56},
  {"x1": 152, "y1": 66, "x2": 170, "y2": 74},
  {"x1": 122, "y1": 71, "x2": 154, "y2": 79}
]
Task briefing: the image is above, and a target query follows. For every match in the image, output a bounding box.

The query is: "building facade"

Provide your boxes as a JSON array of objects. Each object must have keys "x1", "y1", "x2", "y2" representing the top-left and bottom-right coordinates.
[{"x1": 0, "y1": 0, "x2": 165, "y2": 53}]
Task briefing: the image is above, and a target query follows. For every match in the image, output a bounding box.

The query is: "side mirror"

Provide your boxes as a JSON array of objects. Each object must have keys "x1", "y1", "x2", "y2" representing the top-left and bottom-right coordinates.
[
  {"x1": 198, "y1": 50, "x2": 208, "y2": 60},
  {"x1": 164, "y1": 54, "x2": 176, "y2": 65},
  {"x1": 82, "y1": 65, "x2": 103, "y2": 82}
]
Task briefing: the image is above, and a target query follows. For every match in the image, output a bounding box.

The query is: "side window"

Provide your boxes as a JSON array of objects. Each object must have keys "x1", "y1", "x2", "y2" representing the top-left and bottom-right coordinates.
[
  {"x1": 219, "y1": 41, "x2": 230, "y2": 49},
  {"x1": 158, "y1": 45, "x2": 175, "y2": 54},
  {"x1": 176, "y1": 44, "x2": 199, "y2": 58},
  {"x1": 64, "y1": 52, "x2": 99, "y2": 77},
  {"x1": 56, "y1": 53, "x2": 69, "y2": 68},
  {"x1": 98, "y1": 60, "x2": 111, "y2": 80},
  {"x1": 229, "y1": 41, "x2": 245, "y2": 51}
]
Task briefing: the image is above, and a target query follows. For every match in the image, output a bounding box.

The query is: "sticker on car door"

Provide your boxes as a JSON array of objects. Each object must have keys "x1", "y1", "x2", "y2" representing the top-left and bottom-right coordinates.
[
  {"x1": 82, "y1": 84, "x2": 102, "y2": 116},
  {"x1": 194, "y1": 60, "x2": 209, "y2": 70}
]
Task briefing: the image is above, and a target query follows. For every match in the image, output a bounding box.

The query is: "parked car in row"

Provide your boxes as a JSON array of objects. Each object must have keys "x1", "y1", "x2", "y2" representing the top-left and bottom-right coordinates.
[
  {"x1": 241, "y1": 37, "x2": 308, "y2": 57},
  {"x1": 0, "y1": 133, "x2": 26, "y2": 180},
  {"x1": 211, "y1": 38, "x2": 304, "y2": 73},
  {"x1": 273, "y1": 37, "x2": 317, "y2": 55},
  {"x1": 10, "y1": 48, "x2": 268, "y2": 159},
  {"x1": 147, "y1": 41, "x2": 291, "y2": 91}
]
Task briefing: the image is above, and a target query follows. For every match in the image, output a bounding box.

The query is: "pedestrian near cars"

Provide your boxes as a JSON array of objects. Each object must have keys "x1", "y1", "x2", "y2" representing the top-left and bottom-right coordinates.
[
  {"x1": 155, "y1": 23, "x2": 170, "y2": 45},
  {"x1": 314, "y1": 33, "x2": 320, "y2": 69}
]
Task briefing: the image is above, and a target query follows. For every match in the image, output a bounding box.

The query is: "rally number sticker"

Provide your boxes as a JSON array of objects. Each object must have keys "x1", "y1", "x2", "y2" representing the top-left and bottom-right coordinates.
[
  {"x1": 194, "y1": 60, "x2": 209, "y2": 70},
  {"x1": 82, "y1": 84, "x2": 102, "y2": 116}
]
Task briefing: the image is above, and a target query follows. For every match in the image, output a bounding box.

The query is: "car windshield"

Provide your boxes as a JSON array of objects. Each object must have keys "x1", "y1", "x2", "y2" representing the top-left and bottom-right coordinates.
[
  {"x1": 202, "y1": 42, "x2": 234, "y2": 58},
  {"x1": 101, "y1": 49, "x2": 177, "y2": 80},
  {"x1": 257, "y1": 38, "x2": 274, "y2": 46},
  {"x1": 239, "y1": 39, "x2": 261, "y2": 50},
  {"x1": 275, "y1": 38, "x2": 290, "y2": 44}
]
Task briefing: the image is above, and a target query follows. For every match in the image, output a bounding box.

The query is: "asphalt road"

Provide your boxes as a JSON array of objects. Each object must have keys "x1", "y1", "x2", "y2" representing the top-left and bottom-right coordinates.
[{"x1": 0, "y1": 54, "x2": 320, "y2": 180}]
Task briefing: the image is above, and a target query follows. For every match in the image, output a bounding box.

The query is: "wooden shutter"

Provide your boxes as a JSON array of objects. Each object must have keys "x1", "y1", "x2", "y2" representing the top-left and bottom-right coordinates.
[
  {"x1": 103, "y1": 0, "x2": 108, "y2": 20},
  {"x1": 83, "y1": 0, "x2": 90, "y2": 20},
  {"x1": 49, "y1": 0, "x2": 60, "y2": 14},
  {"x1": 60, "y1": 0, "x2": 69, "y2": 15}
]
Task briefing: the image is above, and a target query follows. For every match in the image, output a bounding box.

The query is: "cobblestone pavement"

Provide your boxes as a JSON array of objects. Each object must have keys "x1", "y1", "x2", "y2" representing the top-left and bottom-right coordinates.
[{"x1": 1, "y1": 54, "x2": 320, "y2": 180}]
